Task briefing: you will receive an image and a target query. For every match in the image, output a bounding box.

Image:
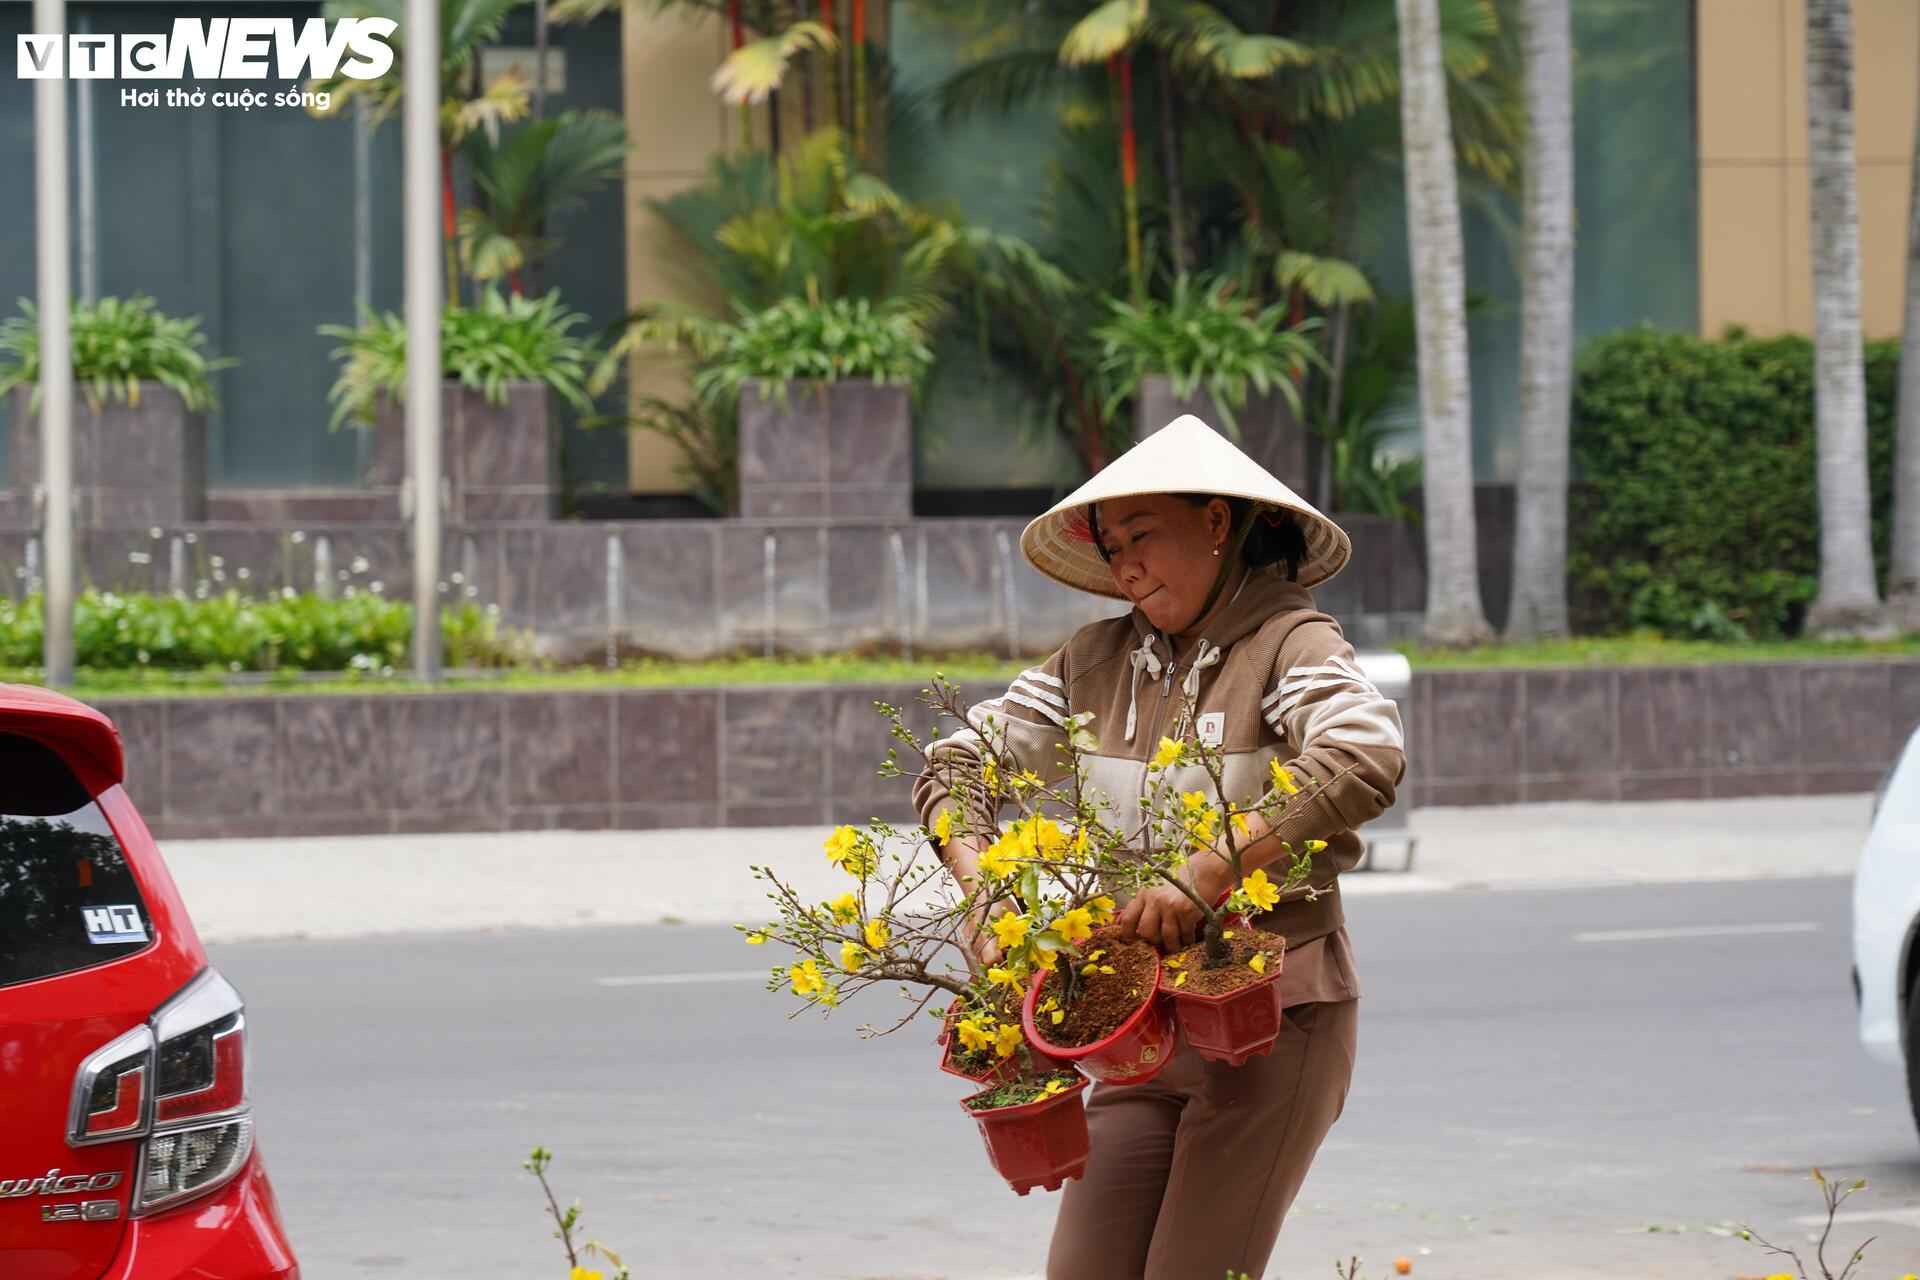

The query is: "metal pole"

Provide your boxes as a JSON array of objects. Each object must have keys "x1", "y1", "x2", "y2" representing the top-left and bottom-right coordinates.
[
  {"x1": 405, "y1": 0, "x2": 443, "y2": 683},
  {"x1": 34, "y1": 0, "x2": 74, "y2": 689}
]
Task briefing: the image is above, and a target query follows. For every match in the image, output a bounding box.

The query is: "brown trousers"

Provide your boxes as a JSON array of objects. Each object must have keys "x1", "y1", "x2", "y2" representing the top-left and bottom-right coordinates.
[{"x1": 1045, "y1": 999, "x2": 1359, "y2": 1280}]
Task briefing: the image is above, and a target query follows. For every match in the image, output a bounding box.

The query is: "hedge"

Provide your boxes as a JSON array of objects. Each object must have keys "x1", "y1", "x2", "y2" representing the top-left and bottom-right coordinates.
[
  {"x1": 0, "y1": 590, "x2": 523, "y2": 672},
  {"x1": 1568, "y1": 327, "x2": 1898, "y2": 639}
]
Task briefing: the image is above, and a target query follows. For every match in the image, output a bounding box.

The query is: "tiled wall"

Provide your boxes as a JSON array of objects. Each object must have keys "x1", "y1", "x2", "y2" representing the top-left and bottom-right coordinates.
[{"x1": 98, "y1": 656, "x2": 1912, "y2": 840}]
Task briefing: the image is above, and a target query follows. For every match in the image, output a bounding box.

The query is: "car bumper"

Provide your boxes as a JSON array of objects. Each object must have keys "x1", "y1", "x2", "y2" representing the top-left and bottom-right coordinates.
[
  {"x1": 1854, "y1": 849, "x2": 1909, "y2": 1070},
  {"x1": 99, "y1": 1150, "x2": 298, "y2": 1280}
]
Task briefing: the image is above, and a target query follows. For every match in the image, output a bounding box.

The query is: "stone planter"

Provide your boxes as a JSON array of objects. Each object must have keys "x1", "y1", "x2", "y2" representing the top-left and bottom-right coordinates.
[
  {"x1": 1135, "y1": 376, "x2": 1307, "y2": 490},
  {"x1": 737, "y1": 379, "x2": 912, "y2": 519},
  {"x1": 8, "y1": 382, "x2": 206, "y2": 525},
  {"x1": 363, "y1": 380, "x2": 556, "y2": 522}
]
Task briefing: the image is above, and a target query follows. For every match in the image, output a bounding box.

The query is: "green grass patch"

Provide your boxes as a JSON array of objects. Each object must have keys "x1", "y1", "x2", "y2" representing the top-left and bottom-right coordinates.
[
  {"x1": 1395, "y1": 632, "x2": 1920, "y2": 669},
  {"x1": 7, "y1": 633, "x2": 1919, "y2": 702},
  {"x1": 0, "y1": 651, "x2": 1040, "y2": 700}
]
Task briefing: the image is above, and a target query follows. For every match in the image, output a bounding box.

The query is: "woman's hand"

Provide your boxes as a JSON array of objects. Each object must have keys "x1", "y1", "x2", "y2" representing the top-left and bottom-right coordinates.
[
  {"x1": 940, "y1": 831, "x2": 1018, "y2": 967},
  {"x1": 961, "y1": 895, "x2": 1020, "y2": 968},
  {"x1": 1118, "y1": 880, "x2": 1207, "y2": 954}
]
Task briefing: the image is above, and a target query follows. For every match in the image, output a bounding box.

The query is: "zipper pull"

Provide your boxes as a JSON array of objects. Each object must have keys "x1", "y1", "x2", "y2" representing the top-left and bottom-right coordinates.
[{"x1": 1161, "y1": 664, "x2": 1174, "y2": 699}]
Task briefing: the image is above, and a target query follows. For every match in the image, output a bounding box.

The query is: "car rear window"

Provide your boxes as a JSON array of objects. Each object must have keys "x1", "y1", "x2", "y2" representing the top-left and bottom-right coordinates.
[{"x1": 0, "y1": 731, "x2": 152, "y2": 988}]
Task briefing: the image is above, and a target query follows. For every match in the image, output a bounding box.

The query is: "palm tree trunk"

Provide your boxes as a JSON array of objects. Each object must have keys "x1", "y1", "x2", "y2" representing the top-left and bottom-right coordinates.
[
  {"x1": 852, "y1": 0, "x2": 868, "y2": 163},
  {"x1": 728, "y1": 0, "x2": 751, "y2": 150},
  {"x1": 1805, "y1": 0, "x2": 1893, "y2": 639},
  {"x1": 1505, "y1": 0, "x2": 1574, "y2": 642},
  {"x1": 440, "y1": 142, "x2": 459, "y2": 306},
  {"x1": 1396, "y1": 0, "x2": 1493, "y2": 647},
  {"x1": 1112, "y1": 55, "x2": 1142, "y2": 300},
  {"x1": 1320, "y1": 298, "x2": 1351, "y2": 508},
  {"x1": 532, "y1": 0, "x2": 549, "y2": 121},
  {"x1": 1889, "y1": 21, "x2": 1920, "y2": 631},
  {"x1": 1156, "y1": 49, "x2": 1190, "y2": 275}
]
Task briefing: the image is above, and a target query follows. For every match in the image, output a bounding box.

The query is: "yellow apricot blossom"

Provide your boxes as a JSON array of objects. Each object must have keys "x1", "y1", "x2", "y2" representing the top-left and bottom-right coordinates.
[
  {"x1": 1240, "y1": 868, "x2": 1280, "y2": 912},
  {"x1": 979, "y1": 838, "x2": 1017, "y2": 878},
  {"x1": 1271, "y1": 760, "x2": 1299, "y2": 794},
  {"x1": 863, "y1": 918, "x2": 890, "y2": 950},
  {"x1": 932, "y1": 807, "x2": 955, "y2": 842},
  {"x1": 789, "y1": 959, "x2": 824, "y2": 996},
  {"x1": 1055, "y1": 907, "x2": 1096, "y2": 944},
  {"x1": 994, "y1": 1023, "x2": 1024, "y2": 1058},
  {"x1": 827, "y1": 892, "x2": 860, "y2": 924},
  {"x1": 987, "y1": 965, "x2": 1022, "y2": 987},
  {"x1": 743, "y1": 931, "x2": 767, "y2": 945},
  {"x1": 1088, "y1": 894, "x2": 1117, "y2": 924},
  {"x1": 956, "y1": 1018, "x2": 993, "y2": 1053},
  {"x1": 1153, "y1": 737, "x2": 1183, "y2": 768},
  {"x1": 840, "y1": 941, "x2": 865, "y2": 971},
  {"x1": 1249, "y1": 952, "x2": 1268, "y2": 975},
  {"x1": 990, "y1": 912, "x2": 1031, "y2": 950},
  {"x1": 823, "y1": 826, "x2": 876, "y2": 876}
]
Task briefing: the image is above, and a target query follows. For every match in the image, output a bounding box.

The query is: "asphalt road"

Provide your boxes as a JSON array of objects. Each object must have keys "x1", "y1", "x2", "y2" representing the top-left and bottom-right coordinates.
[{"x1": 212, "y1": 877, "x2": 1920, "y2": 1280}]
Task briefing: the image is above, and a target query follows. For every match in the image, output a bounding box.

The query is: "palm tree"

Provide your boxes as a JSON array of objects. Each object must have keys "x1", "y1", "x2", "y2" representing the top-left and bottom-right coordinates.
[
  {"x1": 310, "y1": 0, "x2": 534, "y2": 303},
  {"x1": 1396, "y1": 0, "x2": 1493, "y2": 647},
  {"x1": 457, "y1": 110, "x2": 630, "y2": 294},
  {"x1": 1053, "y1": 0, "x2": 1312, "y2": 299},
  {"x1": 1804, "y1": 0, "x2": 1893, "y2": 639},
  {"x1": 1504, "y1": 0, "x2": 1572, "y2": 642},
  {"x1": 1889, "y1": 20, "x2": 1920, "y2": 632}
]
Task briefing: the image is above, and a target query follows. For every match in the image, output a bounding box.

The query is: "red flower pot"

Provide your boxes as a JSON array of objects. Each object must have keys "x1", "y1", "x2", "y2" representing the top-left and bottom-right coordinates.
[
  {"x1": 1160, "y1": 938, "x2": 1285, "y2": 1066},
  {"x1": 938, "y1": 1015, "x2": 1020, "y2": 1086},
  {"x1": 1021, "y1": 958, "x2": 1178, "y2": 1086},
  {"x1": 961, "y1": 1077, "x2": 1090, "y2": 1196}
]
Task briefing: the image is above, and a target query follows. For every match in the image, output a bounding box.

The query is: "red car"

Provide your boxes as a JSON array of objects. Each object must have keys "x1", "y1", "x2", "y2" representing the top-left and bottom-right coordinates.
[{"x1": 0, "y1": 684, "x2": 299, "y2": 1280}]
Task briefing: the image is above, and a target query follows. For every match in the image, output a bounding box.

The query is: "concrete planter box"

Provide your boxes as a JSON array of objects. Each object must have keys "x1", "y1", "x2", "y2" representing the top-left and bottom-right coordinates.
[
  {"x1": 93, "y1": 655, "x2": 1919, "y2": 839},
  {"x1": 1135, "y1": 376, "x2": 1307, "y2": 491},
  {"x1": 363, "y1": 380, "x2": 556, "y2": 523},
  {"x1": 737, "y1": 378, "x2": 912, "y2": 519},
  {"x1": 8, "y1": 382, "x2": 206, "y2": 525}
]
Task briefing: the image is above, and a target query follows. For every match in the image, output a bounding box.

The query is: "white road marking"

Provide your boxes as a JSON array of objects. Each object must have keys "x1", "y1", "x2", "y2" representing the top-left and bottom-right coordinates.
[
  {"x1": 595, "y1": 970, "x2": 770, "y2": 987},
  {"x1": 1791, "y1": 1206, "x2": 1920, "y2": 1229},
  {"x1": 1573, "y1": 922, "x2": 1819, "y2": 943}
]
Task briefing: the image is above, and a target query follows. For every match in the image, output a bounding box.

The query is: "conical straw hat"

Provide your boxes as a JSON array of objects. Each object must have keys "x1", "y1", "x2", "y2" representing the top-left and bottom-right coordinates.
[{"x1": 1020, "y1": 414, "x2": 1351, "y2": 598}]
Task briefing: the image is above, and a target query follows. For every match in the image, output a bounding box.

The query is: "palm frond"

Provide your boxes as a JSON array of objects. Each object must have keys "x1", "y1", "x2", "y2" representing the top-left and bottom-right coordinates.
[
  {"x1": 932, "y1": 47, "x2": 1074, "y2": 120},
  {"x1": 1273, "y1": 250, "x2": 1373, "y2": 307},
  {"x1": 711, "y1": 22, "x2": 839, "y2": 106},
  {"x1": 1165, "y1": 3, "x2": 1313, "y2": 79},
  {"x1": 1059, "y1": 0, "x2": 1147, "y2": 66}
]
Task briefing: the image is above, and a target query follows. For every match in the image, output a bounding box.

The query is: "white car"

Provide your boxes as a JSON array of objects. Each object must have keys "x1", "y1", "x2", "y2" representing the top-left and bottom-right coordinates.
[{"x1": 1856, "y1": 726, "x2": 1920, "y2": 1136}]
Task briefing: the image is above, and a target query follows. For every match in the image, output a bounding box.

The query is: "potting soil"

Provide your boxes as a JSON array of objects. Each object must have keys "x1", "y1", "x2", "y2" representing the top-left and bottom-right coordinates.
[
  {"x1": 1035, "y1": 934, "x2": 1159, "y2": 1048},
  {"x1": 1166, "y1": 930, "x2": 1283, "y2": 997}
]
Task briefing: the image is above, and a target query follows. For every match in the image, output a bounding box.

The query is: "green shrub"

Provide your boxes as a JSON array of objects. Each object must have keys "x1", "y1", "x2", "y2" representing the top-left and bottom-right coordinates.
[
  {"x1": 320, "y1": 287, "x2": 600, "y2": 428},
  {"x1": 0, "y1": 590, "x2": 524, "y2": 672},
  {"x1": 1568, "y1": 327, "x2": 1898, "y2": 639},
  {"x1": 0, "y1": 295, "x2": 233, "y2": 412},
  {"x1": 698, "y1": 294, "x2": 932, "y2": 406},
  {"x1": 1093, "y1": 273, "x2": 1322, "y2": 437}
]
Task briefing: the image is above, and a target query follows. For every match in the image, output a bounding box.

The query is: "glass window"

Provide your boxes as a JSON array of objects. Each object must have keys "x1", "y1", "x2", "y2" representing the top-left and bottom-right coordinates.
[{"x1": 0, "y1": 732, "x2": 151, "y2": 988}]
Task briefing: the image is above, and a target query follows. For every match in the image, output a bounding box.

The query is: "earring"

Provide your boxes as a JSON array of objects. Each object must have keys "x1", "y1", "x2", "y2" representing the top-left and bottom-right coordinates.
[{"x1": 1212, "y1": 547, "x2": 1221, "y2": 556}]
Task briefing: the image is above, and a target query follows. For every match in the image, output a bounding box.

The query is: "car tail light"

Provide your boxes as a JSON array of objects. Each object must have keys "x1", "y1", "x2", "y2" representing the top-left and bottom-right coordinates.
[
  {"x1": 66, "y1": 968, "x2": 256, "y2": 1215},
  {"x1": 70, "y1": 1025, "x2": 154, "y2": 1144}
]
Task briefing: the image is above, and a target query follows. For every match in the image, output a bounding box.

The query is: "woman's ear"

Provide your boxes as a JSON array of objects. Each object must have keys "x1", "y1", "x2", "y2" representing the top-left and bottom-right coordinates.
[{"x1": 1208, "y1": 498, "x2": 1234, "y2": 545}]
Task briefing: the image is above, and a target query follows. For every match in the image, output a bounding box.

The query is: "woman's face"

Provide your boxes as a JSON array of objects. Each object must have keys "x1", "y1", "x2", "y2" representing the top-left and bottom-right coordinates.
[{"x1": 1094, "y1": 494, "x2": 1233, "y2": 634}]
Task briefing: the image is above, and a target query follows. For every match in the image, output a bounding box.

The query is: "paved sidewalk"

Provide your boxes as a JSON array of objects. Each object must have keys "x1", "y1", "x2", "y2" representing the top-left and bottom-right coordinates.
[{"x1": 161, "y1": 793, "x2": 1873, "y2": 945}]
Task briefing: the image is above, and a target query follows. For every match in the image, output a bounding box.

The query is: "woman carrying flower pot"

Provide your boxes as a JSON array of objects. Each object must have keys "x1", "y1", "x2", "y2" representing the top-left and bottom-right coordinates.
[{"x1": 915, "y1": 414, "x2": 1406, "y2": 1280}]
